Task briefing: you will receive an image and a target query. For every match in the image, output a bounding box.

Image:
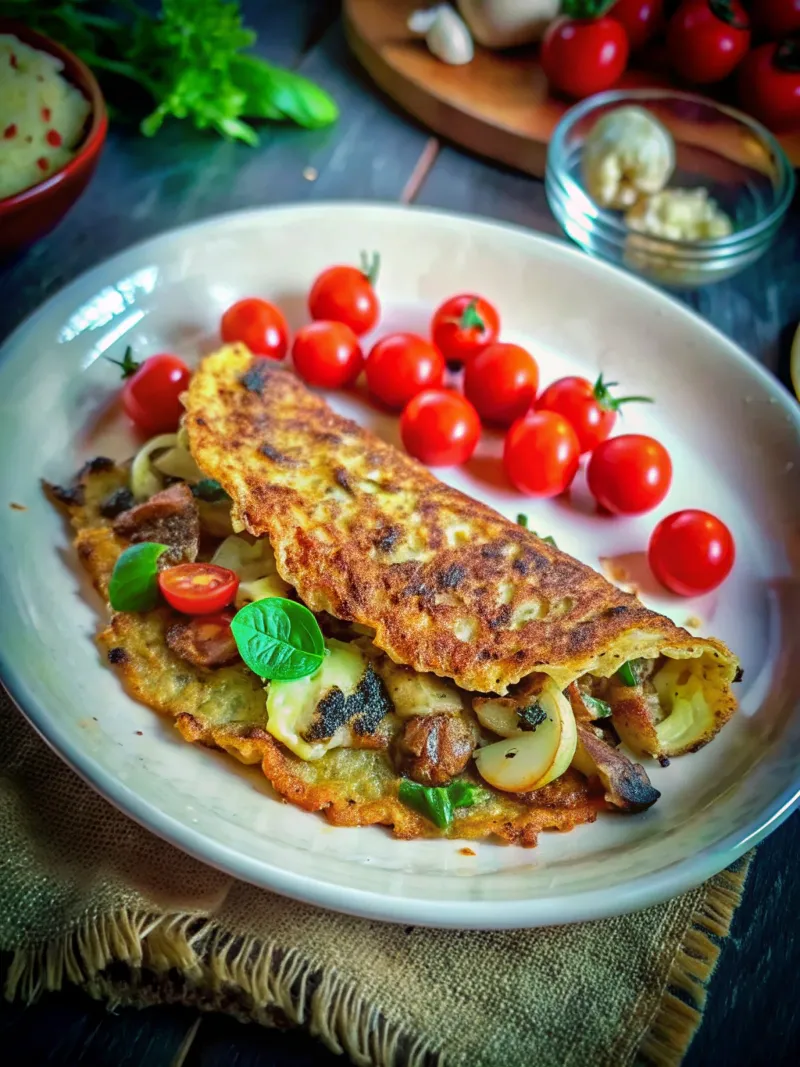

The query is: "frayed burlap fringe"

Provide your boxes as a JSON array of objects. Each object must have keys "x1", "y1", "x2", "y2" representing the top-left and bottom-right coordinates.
[
  {"x1": 638, "y1": 858, "x2": 750, "y2": 1067},
  {"x1": 3, "y1": 858, "x2": 750, "y2": 1067},
  {"x1": 4, "y1": 911, "x2": 442, "y2": 1067}
]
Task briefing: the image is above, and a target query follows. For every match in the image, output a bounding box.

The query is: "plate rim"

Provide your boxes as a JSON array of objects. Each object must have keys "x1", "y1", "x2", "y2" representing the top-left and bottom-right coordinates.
[{"x1": 1, "y1": 200, "x2": 798, "y2": 929}]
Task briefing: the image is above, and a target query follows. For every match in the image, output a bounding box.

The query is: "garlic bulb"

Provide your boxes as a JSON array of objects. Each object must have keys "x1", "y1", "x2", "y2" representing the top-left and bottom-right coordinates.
[
  {"x1": 583, "y1": 106, "x2": 676, "y2": 211},
  {"x1": 457, "y1": 0, "x2": 559, "y2": 48},
  {"x1": 408, "y1": 4, "x2": 475, "y2": 65}
]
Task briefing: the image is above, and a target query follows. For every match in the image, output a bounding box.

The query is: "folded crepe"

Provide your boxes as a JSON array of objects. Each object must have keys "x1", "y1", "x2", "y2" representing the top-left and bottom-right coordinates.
[{"x1": 46, "y1": 344, "x2": 740, "y2": 846}]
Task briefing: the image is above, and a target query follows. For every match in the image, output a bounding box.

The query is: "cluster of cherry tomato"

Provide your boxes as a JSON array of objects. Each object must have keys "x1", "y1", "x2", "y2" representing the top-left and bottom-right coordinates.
[
  {"x1": 540, "y1": 0, "x2": 800, "y2": 133},
  {"x1": 110, "y1": 251, "x2": 735, "y2": 598}
]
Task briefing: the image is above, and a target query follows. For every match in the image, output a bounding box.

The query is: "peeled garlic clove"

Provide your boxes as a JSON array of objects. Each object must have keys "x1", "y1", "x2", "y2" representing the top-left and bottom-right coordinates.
[
  {"x1": 583, "y1": 106, "x2": 676, "y2": 211},
  {"x1": 409, "y1": 4, "x2": 474, "y2": 65},
  {"x1": 474, "y1": 686, "x2": 577, "y2": 792}
]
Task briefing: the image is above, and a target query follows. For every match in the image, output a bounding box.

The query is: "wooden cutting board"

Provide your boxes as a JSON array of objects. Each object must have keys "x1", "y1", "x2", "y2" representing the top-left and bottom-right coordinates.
[{"x1": 343, "y1": 0, "x2": 800, "y2": 178}]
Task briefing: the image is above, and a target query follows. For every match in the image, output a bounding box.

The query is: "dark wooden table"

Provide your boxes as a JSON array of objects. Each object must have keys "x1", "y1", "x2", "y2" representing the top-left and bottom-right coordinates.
[{"x1": 1, "y1": 4, "x2": 798, "y2": 1065}]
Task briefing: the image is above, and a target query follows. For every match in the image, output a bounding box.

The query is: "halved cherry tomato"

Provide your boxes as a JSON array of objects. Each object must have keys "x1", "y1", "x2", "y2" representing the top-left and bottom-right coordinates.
[
  {"x1": 221, "y1": 298, "x2": 289, "y2": 360},
  {"x1": 291, "y1": 321, "x2": 364, "y2": 389},
  {"x1": 308, "y1": 253, "x2": 380, "y2": 336},
  {"x1": 611, "y1": 0, "x2": 663, "y2": 51},
  {"x1": 738, "y1": 41, "x2": 800, "y2": 132},
  {"x1": 541, "y1": 16, "x2": 629, "y2": 100},
  {"x1": 667, "y1": 0, "x2": 750, "y2": 85},
  {"x1": 110, "y1": 348, "x2": 192, "y2": 437},
  {"x1": 503, "y1": 411, "x2": 580, "y2": 498},
  {"x1": 158, "y1": 563, "x2": 240, "y2": 615},
  {"x1": 400, "y1": 389, "x2": 481, "y2": 466},
  {"x1": 365, "y1": 333, "x2": 445, "y2": 409},
  {"x1": 587, "y1": 434, "x2": 672, "y2": 515},
  {"x1": 463, "y1": 342, "x2": 539, "y2": 426},
  {"x1": 648, "y1": 509, "x2": 735, "y2": 595},
  {"x1": 431, "y1": 294, "x2": 500, "y2": 367},
  {"x1": 535, "y1": 374, "x2": 652, "y2": 454}
]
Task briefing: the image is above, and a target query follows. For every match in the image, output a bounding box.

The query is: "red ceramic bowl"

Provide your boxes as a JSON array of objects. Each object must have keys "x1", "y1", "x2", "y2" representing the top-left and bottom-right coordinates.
[{"x1": 0, "y1": 20, "x2": 107, "y2": 255}]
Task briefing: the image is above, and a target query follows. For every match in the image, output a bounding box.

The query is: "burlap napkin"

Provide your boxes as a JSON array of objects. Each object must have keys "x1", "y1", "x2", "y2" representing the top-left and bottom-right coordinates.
[{"x1": 1, "y1": 690, "x2": 750, "y2": 1067}]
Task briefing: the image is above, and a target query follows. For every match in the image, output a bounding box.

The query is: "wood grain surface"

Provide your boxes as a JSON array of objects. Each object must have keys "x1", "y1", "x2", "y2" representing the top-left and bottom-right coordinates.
[
  {"x1": 0, "y1": 3, "x2": 798, "y2": 1065},
  {"x1": 344, "y1": 0, "x2": 800, "y2": 180}
]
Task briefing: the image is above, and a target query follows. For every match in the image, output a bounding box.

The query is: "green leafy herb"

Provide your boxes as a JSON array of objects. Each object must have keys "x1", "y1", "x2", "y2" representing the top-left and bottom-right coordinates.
[
  {"x1": 191, "y1": 478, "x2": 229, "y2": 503},
  {"x1": 5, "y1": 0, "x2": 338, "y2": 144},
  {"x1": 109, "y1": 542, "x2": 168, "y2": 611},
  {"x1": 535, "y1": 531, "x2": 557, "y2": 547},
  {"x1": 518, "y1": 702, "x2": 548, "y2": 731},
  {"x1": 516, "y1": 514, "x2": 556, "y2": 546},
  {"x1": 398, "y1": 779, "x2": 488, "y2": 830},
  {"x1": 583, "y1": 694, "x2": 612, "y2": 719},
  {"x1": 516, "y1": 513, "x2": 529, "y2": 528},
  {"x1": 231, "y1": 597, "x2": 325, "y2": 680},
  {"x1": 106, "y1": 345, "x2": 140, "y2": 379},
  {"x1": 617, "y1": 661, "x2": 638, "y2": 687}
]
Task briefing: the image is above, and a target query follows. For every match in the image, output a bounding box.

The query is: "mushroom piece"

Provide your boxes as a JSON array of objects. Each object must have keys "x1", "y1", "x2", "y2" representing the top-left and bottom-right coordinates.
[
  {"x1": 393, "y1": 712, "x2": 479, "y2": 786},
  {"x1": 572, "y1": 723, "x2": 660, "y2": 813}
]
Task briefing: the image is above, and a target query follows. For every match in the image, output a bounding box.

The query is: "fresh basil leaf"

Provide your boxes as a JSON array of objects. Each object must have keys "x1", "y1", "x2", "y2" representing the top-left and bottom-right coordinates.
[
  {"x1": 231, "y1": 597, "x2": 325, "y2": 680},
  {"x1": 534, "y1": 530, "x2": 557, "y2": 547},
  {"x1": 398, "y1": 780, "x2": 453, "y2": 830},
  {"x1": 448, "y1": 780, "x2": 490, "y2": 809},
  {"x1": 517, "y1": 702, "x2": 548, "y2": 731},
  {"x1": 231, "y1": 56, "x2": 338, "y2": 128},
  {"x1": 191, "y1": 478, "x2": 229, "y2": 502},
  {"x1": 583, "y1": 694, "x2": 612, "y2": 719},
  {"x1": 398, "y1": 779, "x2": 488, "y2": 828},
  {"x1": 617, "y1": 661, "x2": 638, "y2": 687},
  {"x1": 109, "y1": 542, "x2": 168, "y2": 612},
  {"x1": 516, "y1": 513, "x2": 529, "y2": 528}
]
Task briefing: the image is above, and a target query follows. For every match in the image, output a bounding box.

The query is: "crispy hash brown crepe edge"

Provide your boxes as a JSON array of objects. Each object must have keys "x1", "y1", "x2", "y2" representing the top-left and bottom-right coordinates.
[
  {"x1": 48, "y1": 462, "x2": 601, "y2": 845},
  {"x1": 184, "y1": 346, "x2": 739, "y2": 728}
]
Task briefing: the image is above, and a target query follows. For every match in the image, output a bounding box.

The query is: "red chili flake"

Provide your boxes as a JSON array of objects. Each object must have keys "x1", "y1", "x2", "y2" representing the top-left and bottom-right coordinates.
[
  {"x1": 2, "y1": 124, "x2": 16, "y2": 140},
  {"x1": 46, "y1": 129, "x2": 62, "y2": 147},
  {"x1": 10, "y1": 53, "x2": 18, "y2": 68},
  {"x1": 37, "y1": 157, "x2": 49, "y2": 172},
  {"x1": 41, "y1": 107, "x2": 51, "y2": 122}
]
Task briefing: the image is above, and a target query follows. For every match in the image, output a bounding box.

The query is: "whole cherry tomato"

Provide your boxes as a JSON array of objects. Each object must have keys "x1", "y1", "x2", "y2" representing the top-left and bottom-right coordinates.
[
  {"x1": 611, "y1": 0, "x2": 664, "y2": 51},
  {"x1": 503, "y1": 411, "x2": 581, "y2": 498},
  {"x1": 365, "y1": 333, "x2": 445, "y2": 409},
  {"x1": 541, "y1": 15, "x2": 630, "y2": 99},
  {"x1": 400, "y1": 390, "x2": 481, "y2": 466},
  {"x1": 463, "y1": 342, "x2": 539, "y2": 426},
  {"x1": 753, "y1": 0, "x2": 800, "y2": 41},
  {"x1": 109, "y1": 347, "x2": 192, "y2": 437},
  {"x1": 738, "y1": 41, "x2": 800, "y2": 131},
  {"x1": 667, "y1": 0, "x2": 750, "y2": 85},
  {"x1": 535, "y1": 374, "x2": 652, "y2": 454},
  {"x1": 221, "y1": 298, "x2": 289, "y2": 360},
  {"x1": 158, "y1": 563, "x2": 240, "y2": 615},
  {"x1": 587, "y1": 434, "x2": 672, "y2": 515},
  {"x1": 308, "y1": 252, "x2": 380, "y2": 336},
  {"x1": 291, "y1": 321, "x2": 364, "y2": 389},
  {"x1": 430, "y1": 294, "x2": 500, "y2": 367},
  {"x1": 648, "y1": 509, "x2": 735, "y2": 595}
]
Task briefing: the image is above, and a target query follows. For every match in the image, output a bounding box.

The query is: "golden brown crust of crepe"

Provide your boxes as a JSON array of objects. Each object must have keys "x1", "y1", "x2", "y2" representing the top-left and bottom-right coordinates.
[
  {"x1": 49, "y1": 462, "x2": 600, "y2": 846},
  {"x1": 184, "y1": 346, "x2": 739, "y2": 697}
]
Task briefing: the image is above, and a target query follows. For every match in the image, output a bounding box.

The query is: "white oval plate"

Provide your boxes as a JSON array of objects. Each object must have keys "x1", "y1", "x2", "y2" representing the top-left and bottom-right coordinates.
[{"x1": 0, "y1": 204, "x2": 798, "y2": 929}]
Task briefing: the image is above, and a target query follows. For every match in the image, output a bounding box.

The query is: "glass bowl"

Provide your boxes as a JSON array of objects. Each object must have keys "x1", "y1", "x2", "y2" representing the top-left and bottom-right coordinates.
[{"x1": 545, "y1": 89, "x2": 795, "y2": 288}]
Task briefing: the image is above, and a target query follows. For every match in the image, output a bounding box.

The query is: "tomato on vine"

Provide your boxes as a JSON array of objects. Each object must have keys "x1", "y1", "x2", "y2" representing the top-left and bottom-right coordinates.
[
  {"x1": 738, "y1": 40, "x2": 800, "y2": 131},
  {"x1": 667, "y1": 0, "x2": 750, "y2": 85},
  {"x1": 108, "y1": 347, "x2": 192, "y2": 436},
  {"x1": 541, "y1": 2, "x2": 630, "y2": 100},
  {"x1": 308, "y1": 252, "x2": 381, "y2": 336},
  {"x1": 536, "y1": 374, "x2": 652, "y2": 454},
  {"x1": 431, "y1": 294, "x2": 500, "y2": 366}
]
